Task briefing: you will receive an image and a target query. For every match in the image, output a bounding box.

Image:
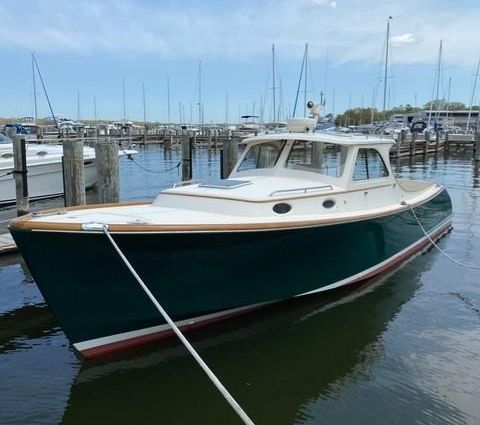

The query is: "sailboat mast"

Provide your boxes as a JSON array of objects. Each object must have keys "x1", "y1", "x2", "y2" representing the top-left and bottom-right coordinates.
[
  {"x1": 272, "y1": 44, "x2": 276, "y2": 123},
  {"x1": 332, "y1": 88, "x2": 335, "y2": 118},
  {"x1": 31, "y1": 53, "x2": 38, "y2": 124},
  {"x1": 324, "y1": 49, "x2": 329, "y2": 109},
  {"x1": 167, "y1": 76, "x2": 171, "y2": 124},
  {"x1": 434, "y1": 40, "x2": 443, "y2": 126},
  {"x1": 382, "y1": 17, "x2": 392, "y2": 116},
  {"x1": 445, "y1": 76, "x2": 451, "y2": 128},
  {"x1": 278, "y1": 78, "x2": 283, "y2": 121},
  {"x1": 428, "y1": 40, "x2": 443, "y2": 127},
  {"x1": 466, "y1": 56, "x2": 480, "y2": 132},
  {"x1": 198, "y1": 61, "x2": 202, "y2": 130},
  {"x1": 122, "y1": 76, "x2": 126, "y2": 122},
  {"x1": 435, "y1": 41, "x2": 443, "y2": 103},
  {"x1": 93, "y1": 96, "x2": 97, "y2": 121},
  {"x1": 225, "y1": 92, "x2": 229, "y2": 126},
  {"x1": 371, "y1": 88, "x2": 375, "y2": 124},
  {"x1": 77, "y1": 91, "x2": 80, "y2": 121},
  {"x1": 304, "y1": 43, "x2": 308, "y2": 117},
  {"x1": 142, "y1": 82, "x2": 147, "y2": 130},
  {"x1": 33, "y1": 55, "x2": 58, "y2": 128}
]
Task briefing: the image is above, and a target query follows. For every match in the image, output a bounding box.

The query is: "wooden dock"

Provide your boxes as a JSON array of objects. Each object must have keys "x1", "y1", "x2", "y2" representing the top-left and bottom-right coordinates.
[
  {"x1": 391, "y1": 131, "x2": 480, "y2": 158},
  {"x1": 0, "y1": 233, "x2": 17, "y2": 254}
]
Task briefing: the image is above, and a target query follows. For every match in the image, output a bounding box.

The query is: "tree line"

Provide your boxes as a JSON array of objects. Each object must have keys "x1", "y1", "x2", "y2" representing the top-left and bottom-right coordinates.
[{"x1": 334, "y1": 101, "x2": 480, "y2": 127}]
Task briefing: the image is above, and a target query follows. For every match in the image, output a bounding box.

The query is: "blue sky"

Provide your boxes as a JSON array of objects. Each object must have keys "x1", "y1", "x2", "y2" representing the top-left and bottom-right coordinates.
[{"x1": 1, "y1": 0, "x2": 479, "y2": 123}]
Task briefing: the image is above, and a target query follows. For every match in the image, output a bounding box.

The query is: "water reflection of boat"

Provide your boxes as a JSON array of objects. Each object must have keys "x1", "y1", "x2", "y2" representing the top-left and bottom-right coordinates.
[
  {"x1": 0, "y1": 304, "x2": 56, "y2": 353},
  {"x1": 61, "y1": 263, "x2": 428, "y2": 425},
  {"x1": 10, "y1": 102, "x2": 452, "y2": 358}
]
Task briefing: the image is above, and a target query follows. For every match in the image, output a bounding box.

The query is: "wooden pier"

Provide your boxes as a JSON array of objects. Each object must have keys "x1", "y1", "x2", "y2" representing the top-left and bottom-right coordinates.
[
  {"x1": 390, "y1": 131, "x2": 480, "y2": 158},
  {"x1": 0, "y1": 233, "x2": 17, "y2": 254}
]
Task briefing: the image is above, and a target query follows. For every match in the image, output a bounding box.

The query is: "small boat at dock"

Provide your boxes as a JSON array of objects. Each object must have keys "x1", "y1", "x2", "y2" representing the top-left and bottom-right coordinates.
[
  {"x1": 9, "y1": 103, "x2": 452, "y2": 358},
  {"x1": 0, "y1": 133, "x2": 97, "y2": 205},
  {"x1": 0, "y1": 133, "x2": 136, "y2": 205}
]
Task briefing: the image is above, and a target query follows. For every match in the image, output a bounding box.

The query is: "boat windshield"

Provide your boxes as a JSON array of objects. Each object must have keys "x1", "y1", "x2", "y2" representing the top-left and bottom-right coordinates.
[
  {"x1": 237, "y1": 140, "x2": 285, "y2": 171},
  {"x1": 286, "y1": 140, "x2": 348, "y2": 177},
  {"x1": 0, "y1": 133, "x2": 11, "y2": 144}
]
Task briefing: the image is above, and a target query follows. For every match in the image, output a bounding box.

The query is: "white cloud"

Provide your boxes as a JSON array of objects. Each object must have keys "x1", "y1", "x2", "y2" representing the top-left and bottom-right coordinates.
[
  {"x1": 391, "y1": 33, "x2": 415, "y2": 46},
  {"x1": 0, "y1": 0, "x2": 478, "y2": 66}
]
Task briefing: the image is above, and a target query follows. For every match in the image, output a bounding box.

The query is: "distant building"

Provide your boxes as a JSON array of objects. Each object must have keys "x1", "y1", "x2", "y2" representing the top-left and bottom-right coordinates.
[
  {"x1": 389, "y1": 113, "x2": 417, "y2": 126},
  {"x1": 416, "y1": 110, "x2": 480, "y2": 128},
  {"x1": 390, "y1": 110, "x2": 480, "y2": 129}
]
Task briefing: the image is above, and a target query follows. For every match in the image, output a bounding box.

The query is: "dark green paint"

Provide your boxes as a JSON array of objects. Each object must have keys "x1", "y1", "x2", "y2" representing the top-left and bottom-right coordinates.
[{"x1": 10, "y1": 190, "x2": 452, "y2": 345}]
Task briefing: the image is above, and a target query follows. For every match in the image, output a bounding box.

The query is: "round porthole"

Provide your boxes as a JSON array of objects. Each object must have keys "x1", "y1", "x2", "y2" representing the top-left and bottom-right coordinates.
[
  {"x1": 322, "y1": 199, "x2": 336, "y2": 209},
  {"x1": 273, "y1": 203, "x2": 291, "y2": 214}
]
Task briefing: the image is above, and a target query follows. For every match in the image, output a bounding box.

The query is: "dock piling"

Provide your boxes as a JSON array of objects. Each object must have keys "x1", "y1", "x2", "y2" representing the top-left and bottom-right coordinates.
[
  {"x1": 181, "y1": 135, "x2": 192, "y2": 181},
  {"x1": 12, "y1": 135, "x2": 29, "y2": 216},
  {"x1": 221, "y1": 137, "x2": 239, "y2": 179},
  {"x1": 397, "y1": 130, "x2": 404, "y2": 157},
  {"x1": 409, "y1": 131, "x2": 416, "y2": 157},
  {"x1": 475, "y1": 132, "x2": 480, "y2": 161},
  {"x1": 62, "y1": 138, "x2": 86, "y2": 206},
  {"x1": 94, "y1": 138, "x2": 120, "y2": 204},
  {"x1": 435, "y1": 131, "x2": 440, "y2": 153}
]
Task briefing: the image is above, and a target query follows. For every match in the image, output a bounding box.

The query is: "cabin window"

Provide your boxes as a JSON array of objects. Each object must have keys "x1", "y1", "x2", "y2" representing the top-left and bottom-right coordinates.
[
  {"x1": 286, "y1": 141, "x2": 348, "y2": 177},
  {"x1": 353, "y1": 148, "x2": 389, "y2": 181},
  {"x1": 237, "y1": 141, "x2": 285, "y2": 172}
]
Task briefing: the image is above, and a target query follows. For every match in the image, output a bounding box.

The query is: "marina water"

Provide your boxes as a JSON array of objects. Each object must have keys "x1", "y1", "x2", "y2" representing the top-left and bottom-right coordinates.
[{"x1": 0, "y1": 146, "x2": 479, "y2": 424}]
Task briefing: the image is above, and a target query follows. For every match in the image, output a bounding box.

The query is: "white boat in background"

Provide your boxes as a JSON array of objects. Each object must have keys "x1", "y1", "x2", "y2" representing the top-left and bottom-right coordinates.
[
  {"x1": 0, "y1": 133, "x2": 136, "y2": 205},
  {"x1": 233, "y1": 115, "x2": 262, "y2": 138},
  {"x1": 0, "y1": 133, "x2": 97, "y2": 205}
]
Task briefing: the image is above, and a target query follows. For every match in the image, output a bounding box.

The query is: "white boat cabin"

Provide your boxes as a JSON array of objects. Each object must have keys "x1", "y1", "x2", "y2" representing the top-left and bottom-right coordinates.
[
  {"x1": 25, "y1": 126, "x2": 441, "y2": 229},
  {"x1": 231, "y1": 132, "x2": 394, "y2": 192},
  {"x1": 149, "y1": 130, "x2": 439, "y2": 222}
]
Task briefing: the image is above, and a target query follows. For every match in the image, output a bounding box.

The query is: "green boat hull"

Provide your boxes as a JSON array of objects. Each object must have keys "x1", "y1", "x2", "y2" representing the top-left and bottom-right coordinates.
[{"x1": 11, "y1": 190, "x2": 452, "y2": 357}]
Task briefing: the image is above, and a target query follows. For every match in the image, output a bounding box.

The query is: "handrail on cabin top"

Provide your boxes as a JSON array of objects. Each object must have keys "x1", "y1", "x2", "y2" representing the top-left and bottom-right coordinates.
[{"x1": 269, "y1": 184, "x2": 333, "y2": 197}]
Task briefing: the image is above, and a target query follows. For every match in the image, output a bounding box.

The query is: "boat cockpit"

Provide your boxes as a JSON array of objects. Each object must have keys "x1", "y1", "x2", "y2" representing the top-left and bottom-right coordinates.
[{"x1": 230, "y1": 133, "x2": 395, "y2": 191}]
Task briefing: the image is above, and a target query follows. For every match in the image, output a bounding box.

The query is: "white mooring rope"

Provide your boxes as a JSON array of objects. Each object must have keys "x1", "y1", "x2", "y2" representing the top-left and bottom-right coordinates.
[
  {"x1": 409, "y1": 205, "x2": 480, "y2": 270},
  {"x1": 102, "y1": 226, "x2": 256, "y2": 425}
]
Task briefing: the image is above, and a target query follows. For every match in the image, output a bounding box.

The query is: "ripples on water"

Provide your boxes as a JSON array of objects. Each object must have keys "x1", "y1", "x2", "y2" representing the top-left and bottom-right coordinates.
[{"x1": 0, "y1": 146, "x2": 479, "y2": 425}]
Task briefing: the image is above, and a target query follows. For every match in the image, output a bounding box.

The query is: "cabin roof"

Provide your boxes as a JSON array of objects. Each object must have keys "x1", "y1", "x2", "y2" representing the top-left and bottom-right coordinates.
[{"x1": 242, "y1": 131, "x2": 395, "y2": 147}]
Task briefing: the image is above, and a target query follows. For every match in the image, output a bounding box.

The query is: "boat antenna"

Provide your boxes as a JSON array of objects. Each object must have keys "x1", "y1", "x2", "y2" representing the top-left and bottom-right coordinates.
[
  {"x1": 466, "y1": 55, "x2": 480, "y2": 132},
  {"x1": 382, "y1": 16, "x2": 392, "y2": 118},
  {"x1": 307, "y1": 101, "x2": 320, "y2": 126},
  {"x1": 31, "y1": 52, "x2": 38, "y2": 124},
  {"x1": 292, "y1": 44, "x2": 307, "y2": 117},
  {"x1": 33, "y1": 54, "x2": 58, "y2": 128}
]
